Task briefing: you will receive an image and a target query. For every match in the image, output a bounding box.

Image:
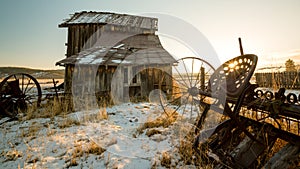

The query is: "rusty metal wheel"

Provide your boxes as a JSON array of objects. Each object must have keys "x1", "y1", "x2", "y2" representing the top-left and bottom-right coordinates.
[
  {"x1": 159, "y1": 57, "x2": 215, "y2": 120},
  {"x1": 0, "y1": 73, "x2": 42, "y2": 117}
]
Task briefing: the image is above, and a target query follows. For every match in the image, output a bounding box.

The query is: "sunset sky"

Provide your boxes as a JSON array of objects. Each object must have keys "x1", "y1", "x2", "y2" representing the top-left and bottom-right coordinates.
[{"x1": 0, "y1": 0, "x2": 299, "y2": 69}]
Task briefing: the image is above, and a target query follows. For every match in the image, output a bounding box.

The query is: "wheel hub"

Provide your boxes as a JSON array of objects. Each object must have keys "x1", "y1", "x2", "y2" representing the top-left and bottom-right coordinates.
[{"x1": 188, "y1": 87, "x2": 199, "y2": 97}]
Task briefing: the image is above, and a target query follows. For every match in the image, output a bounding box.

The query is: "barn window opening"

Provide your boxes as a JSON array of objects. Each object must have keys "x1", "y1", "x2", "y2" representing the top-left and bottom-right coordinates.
[{"x1": 132, "y1": 67, "x2": 138, "y2": 84}]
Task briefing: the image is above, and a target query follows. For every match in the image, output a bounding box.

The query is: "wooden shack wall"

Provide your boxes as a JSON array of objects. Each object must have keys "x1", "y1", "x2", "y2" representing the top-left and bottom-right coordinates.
[
  {"x1": 64, "y1": 65, "x2": 116, "y2": 96},
  {"x1": 66, "y1": 25, "x2": 102, "y2": 57},
  {"x1": 255, "y1": 72, "x2": 300, "y2": 89},
  {"x1": 65, "y1": 64, "x2": 173, "y2": 104},
  {"x1": 65, "y1": 24, "x2": 155, "y2": 58},
  {"x1": 139, "y1": 65, "x2": 172, "y2": 97},
  {"x1": 110, "y1": 64, "x2": 173, "y2": 103},
  {"x1": 120, "y1": 64, "x2": 172, "y2": 99}
]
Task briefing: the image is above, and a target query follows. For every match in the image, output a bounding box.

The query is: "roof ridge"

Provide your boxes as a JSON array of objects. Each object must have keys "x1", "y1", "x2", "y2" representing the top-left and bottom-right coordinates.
[{"x1": 59, "y1": 11, "x2": 158, "y2": 31}]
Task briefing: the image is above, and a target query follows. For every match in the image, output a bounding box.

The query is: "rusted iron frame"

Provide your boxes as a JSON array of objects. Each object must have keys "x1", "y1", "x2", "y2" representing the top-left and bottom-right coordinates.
[
  {"x1": 195, "y1": 87, "x2": 300, "y2": 137},
  {"x1": 228, "y1": 97, "x2": 300, "y2": 121},
  {"x1": 240, "y1": 116, "x2": 300, "y2": 146},
  {"x1": 226, "y1": 95, "x2": 300, "y2": 135}
]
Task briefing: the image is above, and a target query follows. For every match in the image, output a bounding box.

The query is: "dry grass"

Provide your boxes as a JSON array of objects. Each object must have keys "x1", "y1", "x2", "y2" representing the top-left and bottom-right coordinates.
[
  {"x1": 57, "y1": 118, "x2": 80, "y2": 128},
  {"x1": 266, "y1": 138, "x2": 288, "y2": 161},
  {"x1": 137, "y1": 110, "x2": 178, "y2": 134},
  {"x1": 146, "y1": 129, "x2": 162, "y2": 137},
  {"x1": 178, "y1": 130, "x2": 212, "y2": 167},
  {"x1": 3, "y1": 149, "x2": 23, "y2": 161},
  {"x1": 82, "y1": 106, "x2": 108, "y2": 123},
  {"x1": 160, "y1": 152, "x2": 171, "y2": 168},
  {"x1": 86, "y1": 141, "x2": 106, "y2": 155},
  {"x1": 20, "y1": 122, "x2": 42, "y2": 138},
  {"x1": 66, "y1": 141, "x2": 106, "y2": 167},
  {"x1": 25, "y1": 97, "x2": 71, "y2": 120}
]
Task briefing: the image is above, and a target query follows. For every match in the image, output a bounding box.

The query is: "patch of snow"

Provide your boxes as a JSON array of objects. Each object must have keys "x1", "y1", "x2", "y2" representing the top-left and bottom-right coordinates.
[
  {"x1": 0, "y1": 102, "x2": 199, "y2": 168},
  {"x1": 91, "y1": 58, "x2": 104, "y2": 64},
  {"x1": 112, "y1": 59, "x2": 131, "y2": 64},
  {"x1": 113, "y1": 44, "x2": 124, "y2": 49},
  {"x1": 98, "y1": 48, "x2": 107, "y2": 53},
  {"x1": 78, "y1": 54, "x2": 96, "y2": 64}
]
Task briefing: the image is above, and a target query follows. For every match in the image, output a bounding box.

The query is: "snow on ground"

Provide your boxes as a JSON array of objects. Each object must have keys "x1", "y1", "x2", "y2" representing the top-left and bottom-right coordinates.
[{"x1": 0, "y1": 102, "x2": 200, "y2": 169}]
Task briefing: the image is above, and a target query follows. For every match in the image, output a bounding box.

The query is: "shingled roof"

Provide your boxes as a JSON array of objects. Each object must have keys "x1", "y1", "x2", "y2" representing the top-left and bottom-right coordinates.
[
  {"x1": 59, "y1": 11, "x2": 158, "y2": 31},
  {"x1": 56, "y1": 34, "x2": 176, "y2": 66}
]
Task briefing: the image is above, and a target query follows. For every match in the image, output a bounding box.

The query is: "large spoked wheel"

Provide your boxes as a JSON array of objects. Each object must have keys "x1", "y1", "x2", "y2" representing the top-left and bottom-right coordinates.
[
  {"x1": 0, "y1": 73, "x2": 42, "y2": 117},
  {"x1": 159, "y1": 57, "x2": 215, "y2": 121}
]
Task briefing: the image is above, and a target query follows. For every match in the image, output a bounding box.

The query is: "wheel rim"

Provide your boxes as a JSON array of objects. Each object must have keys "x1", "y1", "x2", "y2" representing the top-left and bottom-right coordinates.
[
  {"x1": 0, "y1": 73, "x2": 41, "y2": 116},
  {"x1": 159, "y1": 57, "x2": 215, "y2": 121}
]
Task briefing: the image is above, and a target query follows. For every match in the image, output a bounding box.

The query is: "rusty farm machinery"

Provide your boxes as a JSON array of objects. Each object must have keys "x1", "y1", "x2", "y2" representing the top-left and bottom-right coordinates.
[
  {"x1": 0, "y1": 73, "x2": 63, "y2": 119},
  {"x1": 160, "y1": 53, "x2": 300, "y2": 168}
]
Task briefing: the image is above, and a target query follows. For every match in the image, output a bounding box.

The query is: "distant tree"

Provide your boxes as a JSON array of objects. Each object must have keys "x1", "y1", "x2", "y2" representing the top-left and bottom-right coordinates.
[{"x1": 285, "y1": 59, "x2": 296, "y2": 72}]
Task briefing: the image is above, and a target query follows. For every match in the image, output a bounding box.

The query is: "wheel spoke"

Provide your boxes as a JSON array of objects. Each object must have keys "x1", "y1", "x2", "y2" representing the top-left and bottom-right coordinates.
[
  {"x1": 21, "y1": 74, "x2": 24, "y2": 93},
  {"x1": 160, "y1": 57, "x2": 215, "y2": 125},
  {"x1": 171, "y1": 85, "x2": 188, "y2": 92},
  {"x1": 25, "y1": 97, "x2": 33, "y2": 105},
  {"x1": 182, "y1": 59, "x2": 192, "y2": 87},
  {"x1": 181, "y1": 94, "x2": 190, "y2": 117},
  {"x1": 191, "y1": 58, "x2": 195, "y2": 88},
  {"x1": 164, "y1": 94, "x2": 185, "y2": 107},
  {"x1": 190, "y1": 100, "x2": 193, "y2": 119},
  {"x1": 24, "y1": 78, "x2": 31, "y2": 94},
  {"x1": 172, "y1": 91, "x2": 187, "y2": 96},
  {"x1": 174, "y1": 66, "x2": 190, "y2": 88},
  {"x1": 193, "y1": 61, "x2": 204, "y2": 87},
  {"x1": 25, "y1": 82, "x2": 34, "y2": 94},
  {"x1": 167, "y1": 72, "x2": 189, "y2": 91},
  {"x1": 0, "y1": 73, "x2": 42, "y2": 116}
]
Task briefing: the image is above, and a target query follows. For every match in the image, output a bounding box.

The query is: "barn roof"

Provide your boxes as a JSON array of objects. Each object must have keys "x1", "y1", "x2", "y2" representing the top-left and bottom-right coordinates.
[
  {"x1": 56, "y1": 34, "x2": 176, "y2": 66},
  {"x1": 59, "y1": 11, "x2": 158, "y2": 31}
]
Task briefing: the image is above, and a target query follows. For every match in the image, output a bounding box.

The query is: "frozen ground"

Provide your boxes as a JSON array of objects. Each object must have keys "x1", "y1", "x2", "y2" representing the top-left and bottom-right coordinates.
[{"x1": 0, "y1": 102, "x2": 201, "y2": 169}]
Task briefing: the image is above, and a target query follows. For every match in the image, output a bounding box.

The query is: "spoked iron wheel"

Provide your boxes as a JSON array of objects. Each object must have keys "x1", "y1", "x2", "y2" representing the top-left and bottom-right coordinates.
[
  {"x1": 0, "y1": 73, "x2": 42, "y2": 117},
  {"x1": 159, "y1": 57, "x2": 215, "y2": 121}
]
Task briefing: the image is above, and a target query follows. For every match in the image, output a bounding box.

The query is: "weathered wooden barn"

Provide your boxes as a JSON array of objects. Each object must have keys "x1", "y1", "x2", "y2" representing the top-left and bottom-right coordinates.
[{"x1": 56, "y1": 11, "x2": 176, "y2": 105}]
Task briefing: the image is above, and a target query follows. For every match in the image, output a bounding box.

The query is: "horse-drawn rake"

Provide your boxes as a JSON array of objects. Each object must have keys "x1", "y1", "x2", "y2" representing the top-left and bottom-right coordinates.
[
  {"x1": 0, "y1": 53, "x2": 299, "y2": 168},
  {"x1": 0, "y1": 73, "x2": 63, "y2": 120},
  {"x1": 160, "y1": 54, "x2": 300, "y2": 168},
  {"x1": 0, "y1": 73, "x2": 42, "y2": 118}
]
